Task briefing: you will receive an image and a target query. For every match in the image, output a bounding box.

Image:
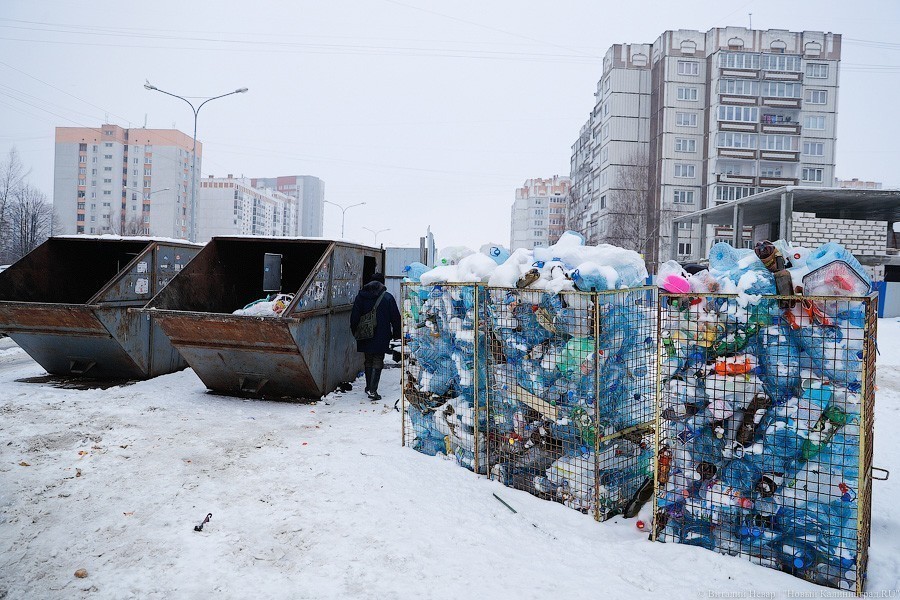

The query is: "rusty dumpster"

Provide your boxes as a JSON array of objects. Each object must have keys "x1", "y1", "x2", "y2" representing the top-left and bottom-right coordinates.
[
  {"x1": 145, "y1": 237, "x2": 383, "y2": 400},
  {"x1": 0, "y1": 237, "x2": 201, "y2": 379}
]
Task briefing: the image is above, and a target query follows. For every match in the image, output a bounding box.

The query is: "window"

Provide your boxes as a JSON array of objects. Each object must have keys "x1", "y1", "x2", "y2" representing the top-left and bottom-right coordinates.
[
  {"x1": 801, "y1": 167, "x2": 824, "y2": 182},
  {"x1": 145, "y1": 157, "x2": 152, "y2": 164},
  {"x1": 804, "y1": 115, "x2": 825, "y2": 130},
  {"x1": 103, "y1": 166, "x2": 112, "y2": 172},
  {"x1": 602, "y1": 123, "x2": 610, "y2": 139},
  {"x1": 717, "y1": 105, "x2": 759, "y2": 122},
  {"x1": 761, "y1": 54, "x2": 801, "y2": 72},
  {"x1": 718, "y1": 52, "x2": 760, "y2": 70},
  {"x1": 677, "y1": 60, "x2": 699, "y2": 76},
  {"x1": 678, "y1": 222, "x2": 692, "y2": 230},
  {"x1": 103, "y1": 191, "x2": 111, "y2": 196},
  {"x1": 675, "y1": 138, "x2": 696, "y2": 153},
  {"x1": 600, "y1": 194, "x2": 607, "y2": 209},
  {"x1": 760, "y1": 166, "x2": 783, "y2": 177},
  {"x1": 79, "y1": 167, "x2": 86, "y2": 175},
  {"x1": 143, "y1": 216, "x2": 150, "y2": 223},
  {"x1": 103, "y1": 178, "x2": 112, "y2": 184},
  {"x1": 144, "y1": 145, "x2": 152, "y2": 152},
  {"x1": 678, "y1": 242, "x2": 693, "y2": 255},
  {"x1": 79, "y1": 143, "x2": 87, "y2": 151},
  {"x1": 79, "y1": 155, "x2": 86, "y2": 163},
  {"x1": 803, "y1": 141, "x2": 825, "y2": 156},
  {"x1": 534, "y1": 220, "x2": 543, "y2": 226},
  {"x1": 133, "y1": 158, "x2": 139, "y2": 164},
  {"x1": 78, "y1": 178, "x2": 86, "y2": 186},
  {"x1": 676, "y1": 112, "x2": 698, "y2": 127},
  {"x1": 761, "y1": 81, "x2": 802, "y2": 98},
  {"x1": 716, "y1": 185, "x2": 760, "y2": 201},
  {"x1": 601, "y1": 146, "x2": 609, "y2": 163},
  {"x1": 717, "y1": 132, "x2": 757, "y2": 149},
  {"x1": 534, "y1": 230, "x2": 543, "y2": 237},
  {"x1": 144, "y1": 169, "x2": 152, "y2": 176},
  {"x1": 104, "y1": 142, "x2": 113, "y2": 148},
  {"x1": 805, "y1": 89, "x2": 827, "y2": 104},
  {"x1": 677, "y1": 86, "x2": 699, "y2": 101},
  {"x1": 77, "y1": 202, "x2": 85, "y2": 210},
  {"x1": 674, "y1": 164, "x2": 696, "y2": 178},
  {"x1": 719, "y1": 79, "x2": 760, "y2": 96},
  {"x1": 760, "y1": 135, "x2": 799, "y2": 151},
  {"x1": 806, "y1": 63, "x2": 829, "y2": 78},
  {"x1": 673, "y1": 190, "x2": 695, "y2": 204}
]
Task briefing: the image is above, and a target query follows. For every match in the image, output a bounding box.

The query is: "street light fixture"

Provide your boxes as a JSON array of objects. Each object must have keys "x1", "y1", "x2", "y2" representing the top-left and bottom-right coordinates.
[
  {"x1": 143, "y1": 81, "x2": 248, "y2": 242},
  {"x1": 362, "y1": 227, "x2": 391, "y2": 246},
  {"x1": 323, "y1": 200, "x2": 366, "y2": 239}
]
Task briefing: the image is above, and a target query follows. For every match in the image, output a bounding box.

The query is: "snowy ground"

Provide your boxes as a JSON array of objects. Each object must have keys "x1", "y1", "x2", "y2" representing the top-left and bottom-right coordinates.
[{"x1": 0, "y1": 326, "x2": 898, "y2": 600}]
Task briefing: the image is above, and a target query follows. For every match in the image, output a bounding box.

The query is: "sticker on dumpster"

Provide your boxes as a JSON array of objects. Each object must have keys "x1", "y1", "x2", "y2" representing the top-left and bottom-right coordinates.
[
  {"x1": 137, "y1": 261, "x2": 148, "y2": 273},
  {"x1": 135, "y1": 278, "x2": 150, "y2": 294}
]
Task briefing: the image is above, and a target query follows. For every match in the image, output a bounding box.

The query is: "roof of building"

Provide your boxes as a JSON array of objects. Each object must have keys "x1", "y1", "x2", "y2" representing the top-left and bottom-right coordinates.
[{"x1": 673, "y1": 186, "x2": 900, "y2": 226}]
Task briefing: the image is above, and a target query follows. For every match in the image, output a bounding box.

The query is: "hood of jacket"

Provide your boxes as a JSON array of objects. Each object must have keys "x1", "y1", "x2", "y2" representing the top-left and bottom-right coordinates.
[{"x1": 358, "y1": 280, "x2": 386, "y2": 299}]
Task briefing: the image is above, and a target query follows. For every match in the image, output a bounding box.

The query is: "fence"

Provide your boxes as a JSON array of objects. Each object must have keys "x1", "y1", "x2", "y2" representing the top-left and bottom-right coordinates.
[
  {"x1": 401, "y1": 283, "x2": 657, "y2": 521},
  {"x1": 652, "y1": 292, "x2": 877, "y2": 594}
]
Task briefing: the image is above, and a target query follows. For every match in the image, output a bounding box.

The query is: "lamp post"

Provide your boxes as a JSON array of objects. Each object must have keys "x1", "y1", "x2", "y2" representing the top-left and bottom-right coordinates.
[
  {"x1": 323, "y1": 200, "x2": 365, "y2": 239},
  {"x1": 143, "y1": 81, "x2": 248, "y2": 242},
  {"x1": 122, "y1": 186, "x2": 170, "y2": 234},
  {"x1": 362, "y1": 227, "x2": 390, "y2": 246}
]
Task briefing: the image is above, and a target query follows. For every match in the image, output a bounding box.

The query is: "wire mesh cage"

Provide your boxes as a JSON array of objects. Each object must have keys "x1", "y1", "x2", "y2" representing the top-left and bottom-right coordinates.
[
  {"x1": 401, "y1": 282, "x2": 657, "y2": 521},
  {"x1": 652, "y1": 292, "x2": 877, "y2": 594}
]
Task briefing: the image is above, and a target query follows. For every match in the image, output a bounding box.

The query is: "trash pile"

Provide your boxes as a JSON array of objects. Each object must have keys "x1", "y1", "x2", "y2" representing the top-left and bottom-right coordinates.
[
  {"x1": 232, "y1": 293, "x2": 295, "y2": 317},
  {"x1": 402, "y1": 232, "x2": 656, "y2": 518},
  {"x1": 655, "y1": 239, "x2": 874, "y2": 590}
]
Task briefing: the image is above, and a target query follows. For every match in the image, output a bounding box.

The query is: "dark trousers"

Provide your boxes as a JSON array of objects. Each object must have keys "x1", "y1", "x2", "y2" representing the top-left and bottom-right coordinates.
[
  {"x1": 364, "y1": 352, "x2": 384, "y2": 370},
  {"x1": 363, "y1": 352, "x2": 384, "y2": 395}
]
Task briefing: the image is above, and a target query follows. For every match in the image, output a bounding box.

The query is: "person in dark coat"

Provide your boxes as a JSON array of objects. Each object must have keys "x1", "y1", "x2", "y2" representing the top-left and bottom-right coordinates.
[{"x1": 350, "y1": 272, "x2": 401, "y2": 400}]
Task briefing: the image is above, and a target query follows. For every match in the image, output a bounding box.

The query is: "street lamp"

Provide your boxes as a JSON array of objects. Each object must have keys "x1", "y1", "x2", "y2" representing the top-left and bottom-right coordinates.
[
  {"x1": 323, "y1": 200, "x2": 365, "y2": 239},
  {"x1": 143, "y1": 81, "x2": 248, "y2": 242},
  {"x1": 362, "y1": 227, "x2": 390, "y2": 246}
]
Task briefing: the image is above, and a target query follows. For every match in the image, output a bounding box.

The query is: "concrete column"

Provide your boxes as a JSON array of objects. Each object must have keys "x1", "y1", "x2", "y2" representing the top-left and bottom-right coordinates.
[
  {"x1": 731, "y1": 205, "x2": 744, "y2": 246},
  {"x1": 698, "y1": 215, "x2": 707, "y2": 258},
  {"x1": 670, "y1": 219, "x2": 679, "y2": 260},
  {"x1": 779, "y1": 191, "x2": 794, "y2": 241}
]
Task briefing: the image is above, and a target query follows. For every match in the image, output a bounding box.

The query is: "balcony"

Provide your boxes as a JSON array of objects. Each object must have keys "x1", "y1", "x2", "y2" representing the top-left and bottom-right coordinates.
[
  {"x1": 761, "y1": 122, "x2": 801, "y2": 135},
  {"x1": 719, "y1": 121, "x2": 758, "y2": 133},
  {"x1": 758, "y1": 176, "x2": 799, "y2": 187},
  {"x1": 762, "y1": 97, "x2": 802, "y2": 109},
  {"x1": 717, "y1": 147, "x2": 757, "y2": 160},
  {"x1": 719, "y1": 68, "x2": 759, "y2": 79},
  {"x1": 719, "y1": 94, "x2": 758, "y2": 106},
  {"x1": 762, "y1": 70, "x2": 802, "y2": 82},
  {"x1": 759, "y1": 150, "x2": 800, "y2": 162},
  {"x1": 716, "y1": 173, "x2": 756, "y2": 185}
]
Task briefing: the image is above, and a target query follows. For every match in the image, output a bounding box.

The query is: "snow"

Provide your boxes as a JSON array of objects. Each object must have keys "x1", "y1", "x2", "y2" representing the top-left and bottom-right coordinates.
[
  {"x1": 54, "y1": 234, "x2": 204, "y2": 247},
  {"x1": 1, "y1": 323, "x2": 899, "y2": 599}
]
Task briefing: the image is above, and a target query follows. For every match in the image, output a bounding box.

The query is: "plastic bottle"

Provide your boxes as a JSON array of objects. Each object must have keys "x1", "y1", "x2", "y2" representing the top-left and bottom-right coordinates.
[
  {"x1": 804, "y1": 241, "x2": 873, "y2": 291},
  {"x1": 403, "y1": 262, "x2": 430, "y2": 282},
  {"x1": 719, "y1": 457, "x2": 764, "y2": 495}
]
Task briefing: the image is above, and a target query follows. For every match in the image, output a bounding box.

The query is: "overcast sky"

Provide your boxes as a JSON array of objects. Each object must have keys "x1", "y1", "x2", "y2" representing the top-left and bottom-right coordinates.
[{"x1": 1, "y1": 0, "x2": 898, "y2": 249}]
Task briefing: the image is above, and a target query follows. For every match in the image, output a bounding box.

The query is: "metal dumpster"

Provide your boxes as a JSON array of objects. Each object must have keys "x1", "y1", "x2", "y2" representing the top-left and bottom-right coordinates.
[
  {"x1": 145, "y1": 237, "x2": 383, "y2": 400},
  {"x1": 0, "y1": 237, "x2": 201, "y2": 379}
]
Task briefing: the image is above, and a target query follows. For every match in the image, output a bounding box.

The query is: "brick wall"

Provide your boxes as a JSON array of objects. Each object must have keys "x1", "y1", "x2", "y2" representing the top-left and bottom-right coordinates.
[{"x1": 792, "y1": 212, "x2": 886, "y2": 280}]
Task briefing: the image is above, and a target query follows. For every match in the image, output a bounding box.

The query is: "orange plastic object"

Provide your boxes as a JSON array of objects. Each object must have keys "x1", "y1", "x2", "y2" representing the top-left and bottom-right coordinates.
[{"x1": 714, "y1": 356, "x2": 754, "y2": 376}]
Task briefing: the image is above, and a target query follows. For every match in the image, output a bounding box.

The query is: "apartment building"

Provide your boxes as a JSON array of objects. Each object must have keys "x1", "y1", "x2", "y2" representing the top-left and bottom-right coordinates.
[
  {"x1": 197, "y1": 175, "x2": 299, "y2": 242},
  {"x1": 510, "y1": 176, "x2": 570, "y2": 251},
  {"x1": 836, "y1": 178, "x2": 883, "y2": 190},
  {"x1": 569, "y1": 28, "x2": 840, "y2": 269},
  {"x1": 251, "y1": 176, "x2": 325, "y2": 237},
  {"x1": 54, "y1": 124, "x2": 198, "y2": 238}
]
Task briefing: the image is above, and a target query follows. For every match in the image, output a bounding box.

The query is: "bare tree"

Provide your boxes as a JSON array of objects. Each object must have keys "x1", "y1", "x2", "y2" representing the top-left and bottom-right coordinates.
[
  {"x1": 7, "y1": 184, "x2": 56, "y2": 261},
  {"x1": 0, "y1": 148, "x2": 27, "y2": 262},
  {"x1": 601, "y1": 149, "x2": 671, "y2": 272}
]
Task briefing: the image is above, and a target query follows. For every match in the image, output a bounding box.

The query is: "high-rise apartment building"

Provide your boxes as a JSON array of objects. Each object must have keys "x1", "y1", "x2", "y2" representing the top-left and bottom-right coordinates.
[
  {"x1": 510, "y1": 176, "x2": 570, "y2": 251},
  {"x1": 569, "y1": 28, "x2": 840, "y2": 269},
  {"x1": 836, "y1": 178, "x2": 882, "y2": 190},
  {"x1": 54, "y1": 125, "x2": 198, "y2": 238},
  {"x1": 197, "y1": 175, "x2": 299, "y2": 242},
  {"x1": 251, "y1": 176, "x2": 325, "y2": 237}
]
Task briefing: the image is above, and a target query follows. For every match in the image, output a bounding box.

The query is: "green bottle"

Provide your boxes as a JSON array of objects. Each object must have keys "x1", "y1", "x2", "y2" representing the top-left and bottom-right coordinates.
[{"x1": 800, "y1": 405, "x2": 848, "y2": 461}]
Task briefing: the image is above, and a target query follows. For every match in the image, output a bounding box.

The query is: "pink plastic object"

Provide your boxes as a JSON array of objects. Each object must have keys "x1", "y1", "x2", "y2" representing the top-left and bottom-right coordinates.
[{"x1": 661, "y1": 274, "x2": 691, "y2": 294}]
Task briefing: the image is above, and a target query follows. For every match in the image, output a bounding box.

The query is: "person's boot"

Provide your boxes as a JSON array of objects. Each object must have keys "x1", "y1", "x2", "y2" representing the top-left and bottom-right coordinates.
[
  {"x1": 369, "y1": 368, "x2": 383, "y2": 401},
  {"x1": 364, "y1": 367, "x2": 373, "y2": 394}
]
